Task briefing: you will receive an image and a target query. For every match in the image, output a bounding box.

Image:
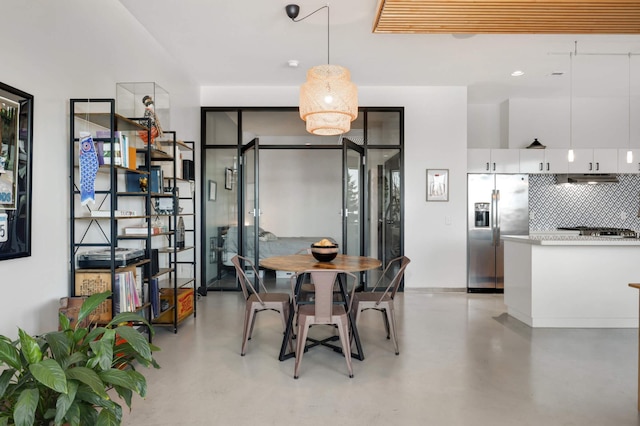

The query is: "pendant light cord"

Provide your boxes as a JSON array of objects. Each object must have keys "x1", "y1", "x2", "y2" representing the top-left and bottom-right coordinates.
[
  {"x1": 629, "y1": 52, "x2": 632, "y2": 150},
  {"x1": 290, "y1": 5, "x2": 330, "y2": 65}
]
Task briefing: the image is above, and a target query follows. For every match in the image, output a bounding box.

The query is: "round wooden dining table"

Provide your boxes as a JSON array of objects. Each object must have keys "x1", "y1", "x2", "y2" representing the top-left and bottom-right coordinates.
[{"x1": 260, "y1": 253, "x2": 382, "y2": 362}]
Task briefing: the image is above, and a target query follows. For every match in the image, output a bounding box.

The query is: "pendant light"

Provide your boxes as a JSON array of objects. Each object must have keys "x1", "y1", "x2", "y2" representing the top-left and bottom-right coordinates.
[
  {"x1": 286, "y1": 4, "x2": 358, "y2": 136},
  {"x1": 568, "y1": 47, "x2": 575, "y2": 163},
  {"x1": 627, "y1": 53, "x2": 633, "y2": 164}
]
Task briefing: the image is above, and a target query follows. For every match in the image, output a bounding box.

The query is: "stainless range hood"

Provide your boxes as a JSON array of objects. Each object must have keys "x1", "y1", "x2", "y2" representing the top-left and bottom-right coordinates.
[{"x1": 555, "y1": 173, "x2": 619, "y2": 184}]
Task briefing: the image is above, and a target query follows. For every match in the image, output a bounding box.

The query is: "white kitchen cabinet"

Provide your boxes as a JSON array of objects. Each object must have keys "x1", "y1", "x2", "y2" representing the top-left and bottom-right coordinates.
[
  {"x1": 567, "y1": 148, "x2": 618, "y2": 173},
  {"x1": 617, "y1": 149, "x2": 640, "y2": 173},
  {"x1": 467, "y1": 149, "x2": 519, "y2": 173},
  {"x1": 518, "y1": 148, "x2": 569, "y2": 174}
]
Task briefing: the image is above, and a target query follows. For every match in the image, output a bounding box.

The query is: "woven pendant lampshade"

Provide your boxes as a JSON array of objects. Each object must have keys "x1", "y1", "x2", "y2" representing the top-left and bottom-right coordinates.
[{"x1": 299, "y1": 64, "x2": 358, "y2": 136}]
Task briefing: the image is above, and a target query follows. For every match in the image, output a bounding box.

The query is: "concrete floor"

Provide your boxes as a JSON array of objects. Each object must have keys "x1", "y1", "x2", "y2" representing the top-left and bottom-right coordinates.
[{"x1": 121, "y1": 289, "x2": 640, "y2": 425}]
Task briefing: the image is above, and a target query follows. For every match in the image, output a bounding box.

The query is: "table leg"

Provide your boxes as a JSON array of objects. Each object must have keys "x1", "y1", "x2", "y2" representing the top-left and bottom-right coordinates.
[
  {"x1": 337, "y1": 273, "x2": 365, "y2": 361},
  {"x1": 279, "y1": 274, "x2": 303, "y2": 361}
]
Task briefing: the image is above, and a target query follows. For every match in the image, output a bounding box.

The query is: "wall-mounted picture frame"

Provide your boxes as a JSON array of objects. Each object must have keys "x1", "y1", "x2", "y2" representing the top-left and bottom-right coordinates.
[
  {"x1": 426, "y1": 169, "x2": 449, "y2": 202},
  {"x1": 224, "y1": 167, "x2": 233, "y2": 190},
  {"x1": 208, "y1": 180, "x2": 217, "y2": 201},
  {"x1": 0, "y1": 82, "x2": 33, "y2": 260}
]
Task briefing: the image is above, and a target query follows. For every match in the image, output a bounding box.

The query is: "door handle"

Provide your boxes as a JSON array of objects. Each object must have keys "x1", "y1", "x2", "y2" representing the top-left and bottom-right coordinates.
[
  {"x1": 546, "y1": 163, "x2": 550, "y2": 171},
  {"x1": 595, "y1": 162, "x2": 600, "y2": 171},
  {"x1": 539, "y1": 162, "x2": 543, "y2": 171},
  {"x1": 486, "y1": 162, "x2": 490, "y2": 171}
]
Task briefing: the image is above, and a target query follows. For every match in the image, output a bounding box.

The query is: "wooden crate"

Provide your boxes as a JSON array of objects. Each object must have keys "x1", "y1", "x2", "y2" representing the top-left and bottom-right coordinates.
[
  {"x1": 74, "y1": 271, "x2": 114, "y2": 324},
  {"x1": 154, "y1": 288, "x2": 194, "y2": 324}
]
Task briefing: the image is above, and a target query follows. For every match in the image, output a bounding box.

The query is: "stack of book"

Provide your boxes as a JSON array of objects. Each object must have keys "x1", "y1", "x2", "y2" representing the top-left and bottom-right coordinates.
[{"x1": 113, "y1": 269, "x2": 141, "y2": 313}]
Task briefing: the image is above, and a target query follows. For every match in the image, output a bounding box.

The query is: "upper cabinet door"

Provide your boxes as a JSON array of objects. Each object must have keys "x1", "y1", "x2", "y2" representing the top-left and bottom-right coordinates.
[
  {"x1": 568, "y1": 148, "x2": 617, "y2": 173},
  {"x1": 618, "y1": 149, "x2": 640, "y2": 173},
  {"x1": 467, "y1": 149, "x2": 519, "y2": 173},
  {"x1": 519, "y1": 150, "x2": 545, "y2": 173},
  {"x1": 490, "y1": 149, "x2": 520, "y2": 173},
  {"x1": 543, "y1": 149, "x2": 570, "y2": 174},
  {"x1": 467, "y1": 149, "x2": 491, "y2": 173}
]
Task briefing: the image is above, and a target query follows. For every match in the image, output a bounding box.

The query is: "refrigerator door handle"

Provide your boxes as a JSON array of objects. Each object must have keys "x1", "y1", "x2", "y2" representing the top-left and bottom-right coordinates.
[{"x1": 492, "y1": 189, "x2": 500, "y2": 246}]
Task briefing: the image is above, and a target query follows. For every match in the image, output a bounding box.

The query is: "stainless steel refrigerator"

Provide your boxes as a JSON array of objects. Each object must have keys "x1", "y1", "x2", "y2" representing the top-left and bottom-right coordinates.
[{"x1": 467, "y1": 174, "x2": 529, "y2": 292}]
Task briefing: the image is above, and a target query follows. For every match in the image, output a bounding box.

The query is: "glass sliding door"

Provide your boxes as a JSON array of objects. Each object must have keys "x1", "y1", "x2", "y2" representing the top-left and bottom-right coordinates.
[
  {"x1": 240, "y1": 139, "x2": 260, "y2": 280},
  {"x1": 201, "y1": 110, "x2": 240, "y2": 291},
  {"x1": 343, "y1": 139, "x2": 364, "y2": 256}
]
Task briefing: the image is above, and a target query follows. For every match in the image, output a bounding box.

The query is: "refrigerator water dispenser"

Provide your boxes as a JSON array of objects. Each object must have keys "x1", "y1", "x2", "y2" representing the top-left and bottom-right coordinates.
[{"x1": 474, "y1": 203, "x2": 490, "y2": 227}]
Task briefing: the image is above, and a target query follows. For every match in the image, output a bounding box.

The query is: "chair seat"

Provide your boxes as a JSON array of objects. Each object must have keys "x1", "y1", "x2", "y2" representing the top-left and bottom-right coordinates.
[
  {"x1": 354, "y1": 292, "x2": 392, "y2": 304},
  {"x1": 248, "y1": 293, "x2": 290, "y2": 304},
  {"x1": 298, "y1": 304, "x2": 346, "y2": 318}
]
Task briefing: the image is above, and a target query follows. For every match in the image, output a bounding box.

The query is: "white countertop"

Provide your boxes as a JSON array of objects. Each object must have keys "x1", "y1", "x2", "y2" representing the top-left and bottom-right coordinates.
[{"x1": 502, "y1": 235, "x2": 640, "y2": 246}]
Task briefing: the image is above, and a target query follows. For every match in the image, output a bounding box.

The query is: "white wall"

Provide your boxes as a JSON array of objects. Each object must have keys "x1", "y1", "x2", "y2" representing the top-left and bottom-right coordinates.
[
  {"x1": 201, "y1": 86, "x2": 469, "y2": 289},
  {"x1": 0, "y1": 2, "x2": 199, "y2": 338}
]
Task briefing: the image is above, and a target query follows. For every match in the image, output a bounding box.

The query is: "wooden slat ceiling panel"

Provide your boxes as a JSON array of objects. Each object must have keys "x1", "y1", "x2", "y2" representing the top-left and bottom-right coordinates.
[{"x1": 373, "y1": 0, "x2": 640, "y2": 34}]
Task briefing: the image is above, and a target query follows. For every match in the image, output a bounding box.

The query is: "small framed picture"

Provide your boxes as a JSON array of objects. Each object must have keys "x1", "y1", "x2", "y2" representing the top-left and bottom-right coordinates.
[
  {"x1": 224, "y1": 167, "x2": 233, "y2": 190},
  {"x1": 208, "y1": 180, "x2": 217, "y2": 201},
  {"x1": 426, "y1": 169, "x2": 449, "y2": 202}
]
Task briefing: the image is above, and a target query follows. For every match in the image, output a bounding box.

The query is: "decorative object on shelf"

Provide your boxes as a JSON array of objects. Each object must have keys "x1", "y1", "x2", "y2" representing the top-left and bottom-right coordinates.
[
  {"x1": 426, "y1": 169, "x2": 449, "y2": 202},
  {"x1": 78, "y1": 131, "x2": 99, "y2": 205},
  {"x1": 177, "y1": 216, "x2": 186, "y2": 249},
  {"x1": 285, "y1": 4, "x2": 358, "y2": 136},
  {"x1": 0, "y1": 291, "x2": 159, "y2": 426},
  {"x1": 138, "y1": 95, "x2": 163, "y2": 148},
  {"x1": 209, "y1": 180, "x2": 217, "y2": 201},
  {"x1": 0, "y1": 81, "x2": 33, "y2": 261},
  {"x1": 526, "y1": 138, "x2": 546, "y2": 149}
]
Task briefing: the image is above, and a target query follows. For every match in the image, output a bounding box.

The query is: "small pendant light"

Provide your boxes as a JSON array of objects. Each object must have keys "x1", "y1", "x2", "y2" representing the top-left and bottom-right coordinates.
[
  {"x1": 627, "y1": 53, "x2": 633, "y2": 164},
  {"x1": 568, "y1": 47, "x2": 575, "y2": 163}
]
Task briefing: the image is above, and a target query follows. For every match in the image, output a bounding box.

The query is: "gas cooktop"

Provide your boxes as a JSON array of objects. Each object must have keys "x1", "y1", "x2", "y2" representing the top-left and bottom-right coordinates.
[{"x1": 557, "y1": 227, "x2": 637, "y2": 238}]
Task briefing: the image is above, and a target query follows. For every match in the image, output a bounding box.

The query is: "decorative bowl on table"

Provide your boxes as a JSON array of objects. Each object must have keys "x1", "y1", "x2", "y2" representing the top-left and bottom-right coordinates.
[{"x1": 310, "y1": 239, "x2": 339, "y2": 262}]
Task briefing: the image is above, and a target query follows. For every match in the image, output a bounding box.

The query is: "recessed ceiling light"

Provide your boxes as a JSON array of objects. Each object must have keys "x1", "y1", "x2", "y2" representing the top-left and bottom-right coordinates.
[
  {"x1": 511, "y1": 70, "x2": 525, "y2": 77},
  {"x1": 550, "y1": 71, "x2": 565, "y2": 76},
  {"x1": 287, "y1": 59, "x2": 299, "y2": 68}
]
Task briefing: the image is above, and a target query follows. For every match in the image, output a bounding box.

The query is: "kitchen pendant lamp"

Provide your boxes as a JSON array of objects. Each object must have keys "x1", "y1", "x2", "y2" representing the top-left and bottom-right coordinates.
[
  {"x1": 568, "y1": 48, "x2": 575, "y2": 163},
  {"x1": 627, "y1": 53, "x2": 633, "y2": 164},
  {"x1": 286, "y1": 4, "x2": 358, "y2": 136}
]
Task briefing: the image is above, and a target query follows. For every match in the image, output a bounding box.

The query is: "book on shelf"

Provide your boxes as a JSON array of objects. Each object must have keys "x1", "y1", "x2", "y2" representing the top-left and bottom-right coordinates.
[
  {"x1": 114, "y1": 269, "x2": 141, "y2": 314},
  {"x1": 150, "y1": 277, "x2": 160, "y2": 318},
  {"x1": 96, "y1": 130, "x2": 122, "y2": 166},
  {"x1": 123, "y1": 226, "x2": 162, "y2": 235},
  {"x1": 90, "y1": 210, "x2": 136, "y2": 217}
]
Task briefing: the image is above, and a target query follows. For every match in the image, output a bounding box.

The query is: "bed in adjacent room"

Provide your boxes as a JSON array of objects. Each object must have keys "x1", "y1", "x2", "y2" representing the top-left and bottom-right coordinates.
[{"x1": 222, "y1": 226, "x2": 335, "y2": 267}]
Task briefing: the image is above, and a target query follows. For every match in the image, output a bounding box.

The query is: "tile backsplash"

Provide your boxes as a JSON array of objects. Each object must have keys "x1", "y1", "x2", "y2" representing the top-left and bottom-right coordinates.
[{"x1": 529, "y1": 174, "x2": 640, "y2": 231}]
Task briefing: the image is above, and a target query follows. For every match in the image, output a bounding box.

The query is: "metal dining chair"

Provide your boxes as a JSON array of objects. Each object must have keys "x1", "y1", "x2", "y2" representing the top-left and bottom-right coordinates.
[
  {"x1": 290, "y1": 269, "x2": 358, "y2": 379},
  {"x1": 353, "y1": 256, "x2": 410, "y2": 355},
  {"x1": 230, "y1": 255, "x2": 292, "y2": 356}
]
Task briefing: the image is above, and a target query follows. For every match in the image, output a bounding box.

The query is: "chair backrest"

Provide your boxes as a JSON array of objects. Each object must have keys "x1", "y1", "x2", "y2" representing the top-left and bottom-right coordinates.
[
  {"x1": 371, "y1": 256, "x2": 411, "y2": 303},
  {"x1": 297, "y1": 270, "x2": 357, "y2": 323},
  {"x1": 230, "y1": 255, "x2": 267, "y2": 304}
]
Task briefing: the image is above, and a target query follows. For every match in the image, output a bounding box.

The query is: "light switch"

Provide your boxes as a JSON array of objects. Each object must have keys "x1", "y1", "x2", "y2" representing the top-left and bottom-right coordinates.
[{"x1": 445, "y1": 216, "x2": 452, "y2": 225}]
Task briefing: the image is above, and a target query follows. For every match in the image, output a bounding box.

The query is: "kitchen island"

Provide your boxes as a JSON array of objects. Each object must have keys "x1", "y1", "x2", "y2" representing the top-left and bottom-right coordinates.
[{"x1": 502, "y1": 235, "x2": 640, "y2": 328}]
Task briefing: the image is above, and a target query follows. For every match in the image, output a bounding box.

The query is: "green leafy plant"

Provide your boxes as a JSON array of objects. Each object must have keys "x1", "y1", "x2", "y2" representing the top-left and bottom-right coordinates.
[{"x1": 0, "y1": 291, "x2": 159, "y2": 426}]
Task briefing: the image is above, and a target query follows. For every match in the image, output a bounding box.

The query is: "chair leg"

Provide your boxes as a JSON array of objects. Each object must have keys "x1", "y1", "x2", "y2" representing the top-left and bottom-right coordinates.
[
  {"x1": 241, "y1": 308, "x2": 255, "y2": 356},
  {"x1": 381, "y1": 309, "x2": 391, "y2": 339},
  {"x1": 281, "y1": 305, "x2": 294, "y2": 353},
  {"x1": 385, "y1": 305, "x2": 399, "y2": 355},
  {"x1": 337, "y1": 319, "x2": 353, "y2": 378},
  {"x1": 294, "y1": 318, "x2": 310, "y2": 379}
]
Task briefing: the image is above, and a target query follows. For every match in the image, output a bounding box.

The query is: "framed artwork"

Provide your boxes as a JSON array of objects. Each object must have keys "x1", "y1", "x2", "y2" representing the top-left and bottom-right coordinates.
[
  {"x1": 224, "y1": 167, "x2": 233, "y2": 190},
  {"x1": 426, "y1": 169, "x2": 449, "y2": 202},
  {"x1": 208, "y1": 180, "x2": 217, "y2": 201},
  {"x1": 0, "y1": 82, "x2": 33, "y2": 260}
]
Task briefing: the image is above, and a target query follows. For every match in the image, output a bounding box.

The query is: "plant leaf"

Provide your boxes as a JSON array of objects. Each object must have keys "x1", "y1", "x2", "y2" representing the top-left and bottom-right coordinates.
[
  {"x1": 0, "y1": 337, "x2": 22, "y2": 370},
  {"x1": 114, "y1": 385, "x2": 133, "y2": 410},
  {"x1": 63, "y1": 351, "x2": 88, "y2": 369},
  {"x1": 77, "y1": 291, "x2": 111, "y2": 327},
  {"x1": 99, "y1": 369, "x2": 138, "y2": 392},
  {"x1": 29, "y1": 358, "x2": 68, "y2": 394},
  {"x1": 58, "y1": 311, "x2": 71, "y2": 331},
  {"x1": 0, "y1": 415, "x2": 8, "y2": 426},
  {"x1": 13, "y1": 388, "x2": 38, "y2": 426},
  {"x1": 87, "y1": 338, "x2": 113, "y2": 372},
  {"x1": 18, "y1": 329, "x2": 42, "y2": 365},
  {"x1": 96, "y1": 407, "x2": 119, "y2": 426},
  {"x1": 127, "y1": 369, "x2": 147, "y2": 397},
  {"x1": 0, "y1": 369, "x2": 15, "y2": 398},
  {"x1": 45, "y1": 331, "x2": 71, "y2": 363},
  {"x1": 54, "y1": 380, "x2": 78, "y2": 425},
  {"x1": 113, "y1": 326, "x2": 152, "y2": 362},
  {"x1": 64, "y1": 401, "x2": 82, "y2": 426},
  {"x1": 73, "y1": 327, "x2": 89, "y2": 344},
  {"x1": 66, "y1": 367, "x2": 109, "y2": 399}
]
